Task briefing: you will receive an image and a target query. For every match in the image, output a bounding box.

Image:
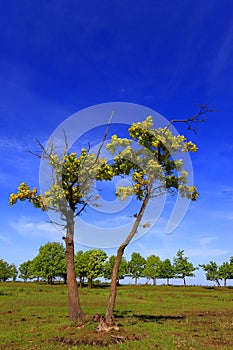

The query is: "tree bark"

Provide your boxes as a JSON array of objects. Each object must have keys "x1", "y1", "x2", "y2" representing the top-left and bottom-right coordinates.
[
  {"x1": 216, "y1": 279, "x2": 221, "y2": 287},
  {"x1": 65, "y1": 211, "x2": 85, "y2": 322},
  {"x1": 99, "y1": 182, "x2": 153, "y2": 330},
  {"x1": 88, "y1": 278, "x2": 93, "y2": 288},
  {"x1": 183, "y1": 277, "x2": 186, "y2": 287}
]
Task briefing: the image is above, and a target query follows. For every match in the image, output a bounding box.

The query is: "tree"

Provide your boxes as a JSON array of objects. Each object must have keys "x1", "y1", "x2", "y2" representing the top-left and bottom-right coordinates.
[
  {"x1": 173, "y1": 249, "x2": 197, "y2": 286},
  {"x1": 74, "y1": 251, "x2": 88, "y2": 287},
  {"x1": 104, "y1": 255, "x2": 128, "y2": 285},
  {"x1": 0, "y1": 259, "x2": 17, "y2": 282},
  {"x1": 84, "y1": 249, "x2": 108, "y2": 288},
  {"x1": 31, "y1": 242, "x2": 66, "y2": 284},
  {"x1": 8, "y1": 264, "x2": 18, "y2": 282},
  {"x1": 98, "y1": 111, "x2": 204, "y2": 329},
  {"x1": 200, "y1": 261, "x2": 221, "y2": 287},
  {"x1": 19, "y1": 260, "x2": 34, "y2": 282},
  {"x1": 219, "y1": 262, "x2": 232, "y2": 287},
  {"x1": 9, "y1": 130, "x2": 111, "y2": 321},
  {"x1": 128, "y1": 252, "x2": 146, "y2": 285},
  {"x1": 143, "y1": 255, "x2": 162, "y2": 285},
  {"x1": 159, "y1": 258, "x2": 175, "y2": 285}
]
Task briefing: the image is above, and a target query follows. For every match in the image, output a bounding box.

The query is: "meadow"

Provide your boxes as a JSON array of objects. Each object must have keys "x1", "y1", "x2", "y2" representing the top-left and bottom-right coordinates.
[{"x1": 0, "y1": 282, "x2": 233, "y2": 349}]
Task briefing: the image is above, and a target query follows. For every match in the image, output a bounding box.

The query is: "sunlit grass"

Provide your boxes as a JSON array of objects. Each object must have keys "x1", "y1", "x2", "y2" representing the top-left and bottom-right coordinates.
[{"x1": 0, "y1": 283, "x2": 233, "y2": 349}]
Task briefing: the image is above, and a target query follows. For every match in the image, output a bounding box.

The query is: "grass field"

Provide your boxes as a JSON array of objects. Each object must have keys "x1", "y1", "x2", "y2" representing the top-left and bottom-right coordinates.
[{"x1": 0, "y1": 282, "x2": 233, "y2": 349}]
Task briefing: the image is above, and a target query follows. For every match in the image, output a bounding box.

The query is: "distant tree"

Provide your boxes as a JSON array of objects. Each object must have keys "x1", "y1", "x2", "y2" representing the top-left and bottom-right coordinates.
[
  {"x1": 173, "y1": 250, "x2": 197, "y2": 286},
  {"x1": 84, "y1": 249, "x2": 108, "y2": 288},
  {"x1": 230, "y1": 256, "x2": 233, "y2": 277},
  {"x1": 0, "y1": 259, "x2": 17, "y2": 282},
  {"x1": 9, "y1": 264, "x2": 18, "y2": 282},
  {"x1": 74, "y1": 251, "x2": 88, "y2": 287},
  {"x1": 128, "y1": 252, "x2": 146, "y2": 285},
  {"x1": 103, "y1": 255, "x2": 128, "y2": 285},
  {"x1": 19, "y1": 260, "x2": 34, "y2": 282},
  {"x1": 199, "y1": 261, "x2": 221, "y2": 287},
  {"x1": 0, "y1": 259, "x2": 8, "y2": 282},
  {"x1": 159, "y1": 258, "x2": 175, "y2": 285},
  {"x1": 143, "y1": 255, "x2": 162, "y2": 285},
  {"x1": 219, "y1": 262, "x2": 232, "y2": 287},
  {"x1": 31, "y1": 242, "x2": 66, "y2": 284}
]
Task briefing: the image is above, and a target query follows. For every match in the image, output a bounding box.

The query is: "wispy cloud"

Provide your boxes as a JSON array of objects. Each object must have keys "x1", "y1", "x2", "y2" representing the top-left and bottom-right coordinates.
[
  {"x1": 186, "y1": 247, "x2": 228, "y2": 262},
  {"x1": 186, "y1": 234, "x2": 229, "y2": 262},
  {"x1": 212, "y1": 24, "x2": 233, "y2": 77},
  {"x1": 10, "y1": 216, "x2": 63, "y2": 240},
  {"x1": 0, "y1": 234, "x2": 11, "y2": 245},
  {"x1": 0, "y1": 138, "x2": 25, "y2": 152}
]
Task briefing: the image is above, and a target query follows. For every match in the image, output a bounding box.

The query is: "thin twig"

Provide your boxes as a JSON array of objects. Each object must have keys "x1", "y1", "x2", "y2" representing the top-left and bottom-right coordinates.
[
  {"x1": 164, "y1": 104, "x2": 217, "y2": 133},
  {"x1": 92, "y1": 110, "x2": 115, "y2": 166}
]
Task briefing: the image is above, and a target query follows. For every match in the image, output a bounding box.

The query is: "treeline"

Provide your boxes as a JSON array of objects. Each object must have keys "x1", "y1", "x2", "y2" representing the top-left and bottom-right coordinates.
[{"x1": 1, "y1": 242, "x2": 233, "y2": 286}]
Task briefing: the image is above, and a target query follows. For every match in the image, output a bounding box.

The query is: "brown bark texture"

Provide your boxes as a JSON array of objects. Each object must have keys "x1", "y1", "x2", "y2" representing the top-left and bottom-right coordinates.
[
  {"x1": 100, "y1": 182, "x2": 153, "y2": 330},
  {"x1": 65, "y1": 211, "x2": 85, "y2": 322}
]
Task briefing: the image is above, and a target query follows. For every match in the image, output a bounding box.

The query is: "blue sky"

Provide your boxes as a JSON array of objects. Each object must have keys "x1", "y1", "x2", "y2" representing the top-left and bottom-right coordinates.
[{"x1": 0, "y1": 0, "x2": 233, "y2": 285}]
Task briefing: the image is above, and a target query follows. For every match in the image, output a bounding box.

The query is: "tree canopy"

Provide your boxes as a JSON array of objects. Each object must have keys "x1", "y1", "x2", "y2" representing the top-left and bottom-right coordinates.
[
  {"x1": 31, "y1": 242, "x2": 66, "y2": 284},
  {"x1": 0, "y1": 259, "x2": 17, "y2": 282},
  {"x1": 173, "y1": 249, "x2": 197, "y2": 286}
]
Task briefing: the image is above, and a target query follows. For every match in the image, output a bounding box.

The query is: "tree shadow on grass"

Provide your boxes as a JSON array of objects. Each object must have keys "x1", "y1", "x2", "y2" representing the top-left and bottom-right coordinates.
[
  {"x1": 132, "y1": 314, "x2": 185, "y2": 324},
  {"x1": 114, "y1": 310, "x2": 133, "y2": 318},
  {"x1": 113, "y1": 310, "x2": 185, "y2": 324},
  {"x1": 0, "y1": 290, "x2": 7, "y2": 296}
]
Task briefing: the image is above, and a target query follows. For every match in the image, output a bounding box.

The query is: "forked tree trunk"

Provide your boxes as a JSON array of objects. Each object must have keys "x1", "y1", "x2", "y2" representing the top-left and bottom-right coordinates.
[
  {"x1": 216, "y1": 279, "x2": 221, "y2": 287},
  {"x1": 65, "y1": 211, "x2": 85, "y2": 322},
  {"x1": 99, "y1": 183, "x2": 152, "y2": 331}
]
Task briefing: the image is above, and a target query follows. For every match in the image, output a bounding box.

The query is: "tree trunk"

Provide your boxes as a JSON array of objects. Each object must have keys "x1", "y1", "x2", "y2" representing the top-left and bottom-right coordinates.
[
  {"x1": 183, "y1": 277, "x2": 186, "y2": 287},
  {"x1": 103, "y1": 244, "x2": 126, "y2": 328},
  {"x1": 135, "y1": 277, "x2": 138, "y2": 285},
  {"x1": 167, "y1": 278, "x2": 169, "y2": 286},
  {"x1": 224, "y1": 278, "x2": 226, "y2": 287},
  {"x1": 65, "y1": 211, "x2": 85, "y2": 322},
  {"x1": 98, "y1": 182, "x2": 153, "y2": 331},
  {"x1": 153, "y1": 278, "x2": 156, "y2": 286},
  {"x1": 63, "y1": 274, "x2": 67, "y2": 284},
  {"x1": 88, "y1": 278, "x2": 93, "y2": 288},
  {"x1": 216, "y1": 279, "x2": 221, "y2": 287}
]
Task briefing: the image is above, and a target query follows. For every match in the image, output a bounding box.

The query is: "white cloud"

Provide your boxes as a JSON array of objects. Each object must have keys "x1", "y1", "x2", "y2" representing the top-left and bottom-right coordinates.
[
  {"x1": 10, "y1": 216, "x2": 63, "y2": 240},
  {"x1": 186, "y1": 247, "x2": 228, "y2": 261}
]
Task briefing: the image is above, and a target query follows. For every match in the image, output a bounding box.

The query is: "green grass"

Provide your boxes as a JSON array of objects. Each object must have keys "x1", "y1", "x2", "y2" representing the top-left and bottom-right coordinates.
[{"x1": 0, "y1": 283, "x2": 233, "y2": 349}]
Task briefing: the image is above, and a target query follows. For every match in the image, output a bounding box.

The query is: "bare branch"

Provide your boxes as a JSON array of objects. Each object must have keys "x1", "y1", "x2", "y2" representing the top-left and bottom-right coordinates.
[
  {"x1": 92, "y1": 110, "x2": 115, "y2": 166},
  {"x1": 46, "y1": 220, "x2": 66, "y2": 228},
  {"x1": 74, "y1": 202, "x2": 87, "y2": 217},
  {"x1": 164, "y1": 104, "x2": 217, "y2": 133},
  {"x1": 62, "y1": 129, "x2": 69, "y2": 157}
]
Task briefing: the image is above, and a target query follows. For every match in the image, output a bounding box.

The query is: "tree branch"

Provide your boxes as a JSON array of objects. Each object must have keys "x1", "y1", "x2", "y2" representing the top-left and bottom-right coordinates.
[
  {"x1": 92, "y1": 110, "x2": 115, "y2": 166},
  {"x1": 164, "y1": 104, "x2": 217, "y2": 133}
]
